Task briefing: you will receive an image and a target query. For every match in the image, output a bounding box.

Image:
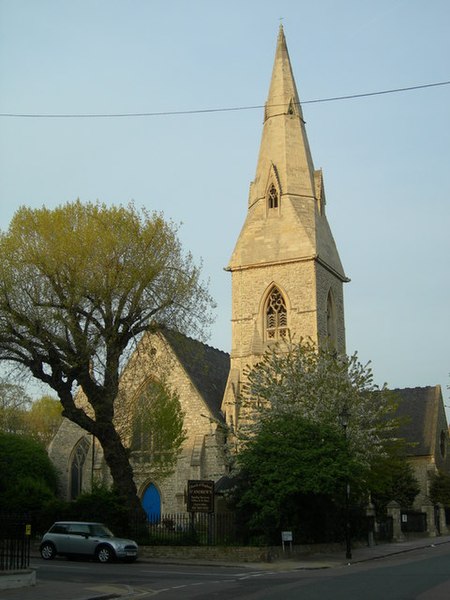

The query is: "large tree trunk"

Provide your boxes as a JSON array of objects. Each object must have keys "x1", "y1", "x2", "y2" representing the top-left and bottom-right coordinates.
[{"x1": 94, "y1": 422, "x2": 145, "y2": 519}]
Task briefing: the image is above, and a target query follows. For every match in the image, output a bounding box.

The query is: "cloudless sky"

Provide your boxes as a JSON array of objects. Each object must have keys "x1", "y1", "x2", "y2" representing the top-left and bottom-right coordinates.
[{"x1": 0, "y1": 0, "x2": 449, "y2": 404}]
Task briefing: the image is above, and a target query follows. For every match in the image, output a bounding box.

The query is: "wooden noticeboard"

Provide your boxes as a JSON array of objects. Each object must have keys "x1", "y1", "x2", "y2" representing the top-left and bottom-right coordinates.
[{"x1": 187, "y1": 480, "x2": 214, "y2": 513}]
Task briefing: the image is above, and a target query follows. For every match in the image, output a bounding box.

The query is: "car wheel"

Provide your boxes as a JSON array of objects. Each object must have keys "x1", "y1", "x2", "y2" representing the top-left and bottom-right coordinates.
[
  {"x1": 96, "y1": 545, "x2": 115, "y2": 563},
  {"x1": 40, "y1": 542, "x2": 56, "y2": 560}
]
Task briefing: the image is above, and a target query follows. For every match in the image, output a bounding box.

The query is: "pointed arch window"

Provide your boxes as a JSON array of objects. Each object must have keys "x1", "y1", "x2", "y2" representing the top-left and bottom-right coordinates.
[
  {"x1": 129, "y1": 380, "x2": 184, "y2": 466},
  {"x1": 265, "y1": 286, "x2": 288, "y2": 340},
  {"x1": 130, "y1": 381, "x2": 163, "y2": 457},
  {"x1": 267, "y1": 184, "x2": 279, "y2": 210},
  {"x1": 70, "y1": 437, "x2": 90, "y2": 500},
  {"x1": 326, "y1": 290, "x2": 337, "y2": 350}
]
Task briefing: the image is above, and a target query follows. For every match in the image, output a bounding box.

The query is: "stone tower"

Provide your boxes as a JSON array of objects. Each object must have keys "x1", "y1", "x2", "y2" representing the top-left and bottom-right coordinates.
[{"x1": 222, "y1": 26, "x2": 348, "y2": 429}]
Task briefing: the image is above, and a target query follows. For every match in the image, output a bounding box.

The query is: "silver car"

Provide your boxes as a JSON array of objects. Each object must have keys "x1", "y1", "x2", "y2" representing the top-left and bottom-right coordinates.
[{"x1": 40, "y1": 521, "x2": 138, "y2": 563}]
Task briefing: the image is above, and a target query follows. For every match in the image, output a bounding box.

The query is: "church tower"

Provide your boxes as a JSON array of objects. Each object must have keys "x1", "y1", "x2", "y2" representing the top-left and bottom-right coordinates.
[{"x1": 222, "y1": 26, "x2": 348, "y2": 428}]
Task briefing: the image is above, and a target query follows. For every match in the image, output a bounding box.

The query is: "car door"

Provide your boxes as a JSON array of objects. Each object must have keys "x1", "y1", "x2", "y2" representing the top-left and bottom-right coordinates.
[
  {"x1": 65, "y1": 523, "x2": 97, "y2": 556},
  {"x1": 48, "y1": 523, "x2": 70, "y2": 553}
]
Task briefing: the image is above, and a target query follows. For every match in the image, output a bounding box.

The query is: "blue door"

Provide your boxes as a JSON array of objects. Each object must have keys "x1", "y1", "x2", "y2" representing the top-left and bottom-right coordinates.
[{"x1": 142, "y1": 483, "x2": 161, "y2": 522}]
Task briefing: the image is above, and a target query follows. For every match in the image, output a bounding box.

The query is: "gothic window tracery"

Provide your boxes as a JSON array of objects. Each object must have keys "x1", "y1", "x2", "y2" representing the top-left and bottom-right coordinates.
[
  {"x1": 265, "y1": 286, "x2": 288, "y2": 340},
  {"x1": 70, "y1": 437, "x2": 90, "y2": 500},
  {"x1": 131, "y1": 381, "x2": 162, "y2": 457}
]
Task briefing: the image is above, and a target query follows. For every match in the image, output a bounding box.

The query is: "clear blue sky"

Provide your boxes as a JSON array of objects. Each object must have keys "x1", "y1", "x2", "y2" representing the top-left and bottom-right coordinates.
[{"x1": 1, "y1": 1, "x2": 449, "y2": 402}]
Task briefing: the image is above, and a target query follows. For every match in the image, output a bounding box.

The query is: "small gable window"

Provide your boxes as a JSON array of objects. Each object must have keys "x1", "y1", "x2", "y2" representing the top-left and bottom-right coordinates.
[
  {"x1": 265, "y1": 286, "x2": 288, "y2": 340},
  {"x1": 267, "y1": 184, "x2": 279, "y2": 210}
]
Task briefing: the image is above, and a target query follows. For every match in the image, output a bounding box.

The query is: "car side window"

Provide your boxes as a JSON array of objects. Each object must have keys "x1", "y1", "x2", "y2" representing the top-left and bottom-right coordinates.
[
  {"x1": 50, "y1": 524, "x2": 68, "y2": 534},
  {"x1": 67, "y1": 524, "x2": 90, "y2": 536}
]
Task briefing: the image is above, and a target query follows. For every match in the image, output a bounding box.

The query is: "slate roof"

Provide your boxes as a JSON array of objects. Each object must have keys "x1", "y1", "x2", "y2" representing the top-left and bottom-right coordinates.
[
  {"x1": 162, "y1": 328, "x2": 230, "y2": 423},
  {"x1": 393, "y1": 386, "x2": 442, "y2": 456}
]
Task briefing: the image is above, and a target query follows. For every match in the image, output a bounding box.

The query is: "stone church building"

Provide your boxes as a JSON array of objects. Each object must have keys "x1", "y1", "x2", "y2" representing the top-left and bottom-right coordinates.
[{"x1": 48, "y1": 27, "x2": 449, "y2": 520}]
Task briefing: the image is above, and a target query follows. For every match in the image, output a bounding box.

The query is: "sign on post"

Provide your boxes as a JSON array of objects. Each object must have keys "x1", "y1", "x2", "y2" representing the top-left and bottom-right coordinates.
[
  {"x1": 187, "y1": 480, "x2": 215, "y2": 513},
  {"x1": 281, "y1": 530, "x2": 293, "y2": 553}
]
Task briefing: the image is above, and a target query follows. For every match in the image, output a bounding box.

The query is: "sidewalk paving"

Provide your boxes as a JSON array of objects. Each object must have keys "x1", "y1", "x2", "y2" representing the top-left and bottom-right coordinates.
[
  {"x1": 276, "y1": 534, "x2": 450, "y2": 570},
  {"x1": 2, "y1": 535, "x2": 450, "y2": 600},
  {"x1": 140, "y1": 534, "x2": 450, "y2": 571}
]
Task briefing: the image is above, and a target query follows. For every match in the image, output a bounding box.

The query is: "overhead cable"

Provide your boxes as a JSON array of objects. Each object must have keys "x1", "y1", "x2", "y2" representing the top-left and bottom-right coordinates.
[{"x1": 0, "y1": 80, "x2": 449, "y2": 119}]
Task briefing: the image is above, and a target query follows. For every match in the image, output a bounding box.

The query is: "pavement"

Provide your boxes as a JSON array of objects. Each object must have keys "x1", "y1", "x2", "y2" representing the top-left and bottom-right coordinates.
[{"x1": 1, "y1": 535, "x2": 450, "y2": 600}]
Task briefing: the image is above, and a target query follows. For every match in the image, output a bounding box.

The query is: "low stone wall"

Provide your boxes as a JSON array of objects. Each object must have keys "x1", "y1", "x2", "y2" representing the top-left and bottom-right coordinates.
[
  {"x1": 140, "y1": 545, "x2": 269, "y2": 563},
  {"x1": 140, "y1": 542, "x2": 346, "y2": 563},
  {"x1": 30, "y1": 539, "x2": 349, "y2": 564}
]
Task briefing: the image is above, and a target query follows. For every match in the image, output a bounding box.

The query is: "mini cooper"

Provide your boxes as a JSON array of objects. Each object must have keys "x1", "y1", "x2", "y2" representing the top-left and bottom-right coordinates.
[{"x1": 40, "y1": 521, "x2": 138, "y2": 563}]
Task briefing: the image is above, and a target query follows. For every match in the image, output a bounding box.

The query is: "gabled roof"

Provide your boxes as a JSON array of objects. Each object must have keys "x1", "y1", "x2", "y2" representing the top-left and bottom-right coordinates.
[
  {"x1": 162, "y1": 329, "x2": 230, "y2": 423},
  {"x1": 393, "y1": 386, "x2": 445, "y2": 456}
]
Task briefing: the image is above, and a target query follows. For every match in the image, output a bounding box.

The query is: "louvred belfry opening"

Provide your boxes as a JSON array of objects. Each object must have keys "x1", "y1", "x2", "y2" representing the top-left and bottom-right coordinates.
[{"x1": 268, "y1": 184, "x2": 278, "y2": 209}]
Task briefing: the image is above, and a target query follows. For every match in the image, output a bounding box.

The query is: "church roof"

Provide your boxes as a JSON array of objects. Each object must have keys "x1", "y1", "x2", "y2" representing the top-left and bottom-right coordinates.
[
  {"x1": 162, "y1": 329, "x2": 230, "y2": 423},
  {"x1": 393, "y1": 385, "x2": 445, "y2": 457}
]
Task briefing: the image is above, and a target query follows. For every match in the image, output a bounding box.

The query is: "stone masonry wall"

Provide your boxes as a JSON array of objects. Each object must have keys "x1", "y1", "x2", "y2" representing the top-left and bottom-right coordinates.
[{"x1": 48, "y1": 331, "x2": 227, "y2": 513}]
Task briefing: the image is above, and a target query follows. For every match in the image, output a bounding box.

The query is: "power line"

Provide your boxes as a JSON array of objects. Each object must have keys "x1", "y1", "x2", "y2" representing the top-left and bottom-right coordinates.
[
  {"x1": 0, "y1": 80, "x2": 449, "y2": 119},
  {"x1": 303, "y1": 80, "x2": 450, "y2": 104}
]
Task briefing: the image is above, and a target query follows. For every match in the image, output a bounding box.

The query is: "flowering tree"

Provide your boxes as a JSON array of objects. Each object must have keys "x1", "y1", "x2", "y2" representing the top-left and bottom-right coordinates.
[
  {"x1": 240, "y1": 338, "x2": 402, "y2": 466},
  {"x1": 229, "y1": 340, "x2": 417, "y2": 540}
]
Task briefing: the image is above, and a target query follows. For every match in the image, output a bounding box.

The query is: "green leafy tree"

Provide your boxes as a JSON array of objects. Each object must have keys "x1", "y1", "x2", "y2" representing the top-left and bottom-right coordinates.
[
  {"x1": 231, "y1": 339, "x2": 418, "y2": 537},
  {"x1": 240, "y1": 338, "x2": 400, "y2": 467},
  {"x1": 0, "y1": 200, "x2": 214, "y2": 513},
  {"x1": 430, "y1": 471, "x2": 450, "y2": 507},
  {"x1": 69, "y1": 483, "x2": 129, "y2": 534},
  {"x1": 232, "y1": 414, "x2": 363, "y2": 544},
  {"x1": 123, "y1": 379, "x2": 186, "y2": 478},
  {"x1": 368, "y1": 440, "x2": 420, "y2": 513},
  {"x1": 0, "y1": 379, "x2": 31, "y2": 433},
  {"x1": 0, "y1": 431, "x2": 58, "y2": 511},
  {"x1": 24, "y1": 395, "x2": 63, "y2": 448}
]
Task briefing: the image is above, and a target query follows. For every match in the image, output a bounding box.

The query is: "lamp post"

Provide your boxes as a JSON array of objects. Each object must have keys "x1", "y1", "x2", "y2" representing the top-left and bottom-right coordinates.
[{"x1": 339, "y1": 407, "x2": 352, "y2": 560}]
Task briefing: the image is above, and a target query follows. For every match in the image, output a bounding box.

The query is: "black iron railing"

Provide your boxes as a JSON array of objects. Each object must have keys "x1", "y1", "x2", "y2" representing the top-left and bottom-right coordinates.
[
  {"x1": 0, "y1": 513, "x2": 31, "y2": 571},
  {"x1": 401, "y1": 511, "x2": 427, "y2": 533},
  {"x1": 129, "y1": 512, "x2": 237, "y2": 546}
]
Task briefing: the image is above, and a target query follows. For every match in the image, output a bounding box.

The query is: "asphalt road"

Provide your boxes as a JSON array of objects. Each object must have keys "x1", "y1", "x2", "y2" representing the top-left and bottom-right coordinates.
[{"x1": 3, "y1": 543, "x2": 450, "y2": 599}]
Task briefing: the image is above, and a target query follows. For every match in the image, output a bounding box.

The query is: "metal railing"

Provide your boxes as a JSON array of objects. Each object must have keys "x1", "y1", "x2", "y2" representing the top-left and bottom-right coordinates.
[
  {"x1": 129, "y1": 512, "x2": 237, "y2": 546},
  {"x1": 0, "y1": 513, "x2": 31, "y2": 571},
  {"x1": 401, "y1": 511, "x2": 427, "y2": 533}
]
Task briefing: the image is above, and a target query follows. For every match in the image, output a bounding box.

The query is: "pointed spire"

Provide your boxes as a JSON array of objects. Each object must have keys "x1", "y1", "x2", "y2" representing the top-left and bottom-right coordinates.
[
  {"x1": 228, "y1": 27, "x2": 346, "y2": 282},
  {"x1": 265, "y1": 25, "x2": 304, "y2": 123},
  {"x1": 249, "y1": 25, "x2": 316, "y2": 206}
]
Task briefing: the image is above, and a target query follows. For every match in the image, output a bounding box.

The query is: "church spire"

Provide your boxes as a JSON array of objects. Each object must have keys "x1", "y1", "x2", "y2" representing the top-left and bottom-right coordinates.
[
  {"x1": 229, "y1": 26, "x2": 346, "y2": 280},
  {"x1": 265, "y1": 25, "x2": 304, "y2": 123},
  {"x1": 222, "y1": 27, "x2": 348, "y2": 428},
  {"x1": 249, "y1": 24, "x2": 316, "y2": 207}
]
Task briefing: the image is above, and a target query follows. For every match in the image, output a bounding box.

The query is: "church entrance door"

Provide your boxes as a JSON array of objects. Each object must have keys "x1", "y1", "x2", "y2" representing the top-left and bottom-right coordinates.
[{"x1": 142, "y1": 483, "x2": 161, "y2": 521}]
